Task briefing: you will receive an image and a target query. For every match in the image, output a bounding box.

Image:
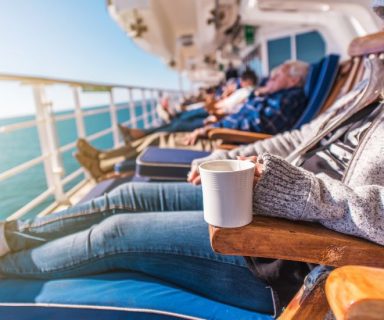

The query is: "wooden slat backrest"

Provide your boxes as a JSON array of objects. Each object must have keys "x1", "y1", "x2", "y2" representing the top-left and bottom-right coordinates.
[
  {"x1": 319, "y1": 59, "x2": 356, "y2": 112},
  {"x1": 348, "y1": 31, "x2": 384, "y2": 56},
  {"x1": 321, "y1": 31, "x2": 384, "y2": 111}
]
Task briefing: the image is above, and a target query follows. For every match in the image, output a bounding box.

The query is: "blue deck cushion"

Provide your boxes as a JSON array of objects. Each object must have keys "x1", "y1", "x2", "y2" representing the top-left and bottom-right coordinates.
[
  {"x1": 293, "y1": 54, "x2": 340, "y2": 129},
  {"x1": 0, "y1": 272, "x2": 273, "y2": 320},
  {"x1": 303, "y1": 60, "x2": 322, "y2": 98},
  {"x1": 77, "y1": 176, "x2": 133, "y2": 204},
  {"x1": 114, "y1": 159, "x2": 136, "y2": 174},
  {"x1": 136, "y1": 147, "x2": 211, "y2": 180}
]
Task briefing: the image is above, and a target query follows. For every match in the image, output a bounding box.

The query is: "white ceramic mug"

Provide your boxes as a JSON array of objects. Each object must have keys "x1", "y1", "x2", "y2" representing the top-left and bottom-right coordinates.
[{"x1": 199, "y1": 160, "x2": 255, "y2": 228}]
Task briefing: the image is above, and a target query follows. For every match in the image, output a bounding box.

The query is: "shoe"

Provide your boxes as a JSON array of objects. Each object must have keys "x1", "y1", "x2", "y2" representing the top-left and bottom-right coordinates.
[
  {"x1": 118, "y1": 124, "x2": 146, "y2": 144},
  {"x1": 74, "y1": 152, "x2": 105, "y2": 180},
  {"x1": 76, "y1": 138, "x2": 100, "y2": 159}
]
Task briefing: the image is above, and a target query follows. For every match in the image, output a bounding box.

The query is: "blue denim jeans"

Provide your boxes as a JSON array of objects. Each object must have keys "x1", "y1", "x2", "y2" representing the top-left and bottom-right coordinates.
[
  {"x1": 145, "y1": 108, "x2": 208, "y2": 134},
  {"x1": 1, "y1": 182, "x2": 273, "y2": 314}
]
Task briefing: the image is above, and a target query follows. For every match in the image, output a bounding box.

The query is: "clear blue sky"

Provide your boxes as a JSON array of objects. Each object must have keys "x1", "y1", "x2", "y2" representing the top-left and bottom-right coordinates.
[{"x1": 0, "y1": 0, "x2": 187, "y2": 118}]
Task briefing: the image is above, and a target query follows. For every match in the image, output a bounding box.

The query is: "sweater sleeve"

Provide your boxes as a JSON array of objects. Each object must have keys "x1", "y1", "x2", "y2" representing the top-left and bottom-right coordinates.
[
  {"x1": 191, "y1": 123, "x2": 312, "y2": 169},
  {"x1": 253, "y1": 153, "x2": 384, "y2": 246}
]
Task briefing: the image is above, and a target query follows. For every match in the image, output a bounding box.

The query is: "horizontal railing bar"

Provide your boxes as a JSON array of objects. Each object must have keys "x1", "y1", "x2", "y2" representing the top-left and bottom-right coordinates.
[
  {"x1": 37, "y1": 179, "x2": 89, "y2": 217},
  {"x1": 134, "y1": 113, "x2": 146, "y2": 121},
  {"x1": 115, "y1": 105, "x2": 131, "y2": 111},
  {"x1": 0, "y1": 99, "x2": 159, "y2": 134},
  {"x1": 6, "y1": 187, "x2": 55, "y2": 221},
  {"x1": 82, "y1": 107, "x2": 110, "y2": 117},
  {"x1": 59, "y1": 128, "x2": 114, "y2": 156},
  {"x1": 58, "y1": 126, "x2": 117, "y2": 155},
  {"x1": 87, "y1": 127, "x2": 113, "y2": 142},
  {"x1": 120, "y1": 113, "x2": 147, "y2": 127},
  {"x1": 35, "y1": 200, "x2": 59, "y2": 218},
  {"x1": 62, "y1": 168, "x2": 83, "y2": 185},
  {"x1": 0, "y1": 154, "x2": 48, "y2": 182},
  {"x1": 59, "y1": 141, "x2": 76, "y2": 153},
  {"x1": 0, "y1": 119, "x2": 41, "y2": 133},
  {"x1": 0, "y1": 73, "x2": 181, "y2": 93},
  {"x1": 55, "y1": 113, "x2": 76, "y2": 122}
]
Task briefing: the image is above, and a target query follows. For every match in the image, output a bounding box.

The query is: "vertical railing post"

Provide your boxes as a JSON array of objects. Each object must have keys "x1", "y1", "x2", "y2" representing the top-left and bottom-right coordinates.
[
  {"x1": 72, "y1": 86, "x2": 86, "y2": 138},
  {"x1": 128, "y1": 88, "x2": 136, "y2": 127},
  {"x1": 33, "y1": 85, "x2": 67, "y2": 204},
  {"x1": 290, "y1": 34, "x2": 297, "y2": 61},
  {"x1": 178, "y1": 72, "x2": 184, "y2": 97},
  {"x1": 141, "y1": 89, "x2": 149, "y2": 128},
  {"x1": 168, "y1": 91, "x2": 176, "y2": 115},
  {"x1": 150, "y1": 90, "x2": 158, "y2": 126},
  {"x1": 109, "y1": 88, "x2": 119, "y2": 147}
]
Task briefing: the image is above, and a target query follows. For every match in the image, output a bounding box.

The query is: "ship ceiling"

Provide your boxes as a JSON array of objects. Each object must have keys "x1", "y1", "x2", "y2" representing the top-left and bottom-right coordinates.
[{"x1": 108, "y1": 0, "x2": 382, "y2": 84}]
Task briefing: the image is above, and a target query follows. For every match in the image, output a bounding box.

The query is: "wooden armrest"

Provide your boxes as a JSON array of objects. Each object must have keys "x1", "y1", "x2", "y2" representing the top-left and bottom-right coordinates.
[
  {"x1": 348, "y1": 31, "x2": 384, "y2": 56},
  {"x1": 208, "y1": 128, "x2": 272, "y2": 144},
  {"x1": 216, "y1": 144, "x2": 237, "y2": 150},
  {"x1": 209, "y1": 216, "x2": 384, "y2": 268},
  {"x1": 326, "y1": 266, "x2": 384, "y2": 320}
]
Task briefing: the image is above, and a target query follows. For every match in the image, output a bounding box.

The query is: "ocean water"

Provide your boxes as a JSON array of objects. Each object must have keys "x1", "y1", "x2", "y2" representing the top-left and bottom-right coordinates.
[{"x1": 0, "y1": 101, "x2": 152, "y2": 220}]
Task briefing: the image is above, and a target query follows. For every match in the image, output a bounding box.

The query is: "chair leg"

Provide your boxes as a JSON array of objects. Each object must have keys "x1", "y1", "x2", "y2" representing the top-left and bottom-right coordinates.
[{"x1": 279, "y1": 277, "x2": 330, "y2": 320}]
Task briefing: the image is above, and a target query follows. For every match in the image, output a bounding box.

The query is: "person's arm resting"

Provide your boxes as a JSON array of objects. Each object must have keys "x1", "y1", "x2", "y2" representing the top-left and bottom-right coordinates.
[{"x1": 253, "y1": 153, "x2": 384, "y2": 246}]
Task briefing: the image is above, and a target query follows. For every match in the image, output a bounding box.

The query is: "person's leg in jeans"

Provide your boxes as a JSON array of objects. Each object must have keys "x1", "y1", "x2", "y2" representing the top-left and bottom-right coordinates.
[
  {"x1": 4, "y1": 182, "x2": 202, "y2": 252},
  {"x1": 0, "y1": 211, "x2": 273, "y2": 314},
  {"x1": 139, "y1": 108, "x2": 209, "y2": 134}
]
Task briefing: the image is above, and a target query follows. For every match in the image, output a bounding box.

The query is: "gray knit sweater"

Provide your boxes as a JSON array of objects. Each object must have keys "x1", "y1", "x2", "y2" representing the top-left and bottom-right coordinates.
[{"x1": 193, "y1": 60, "x2": 384, "y2": 246}]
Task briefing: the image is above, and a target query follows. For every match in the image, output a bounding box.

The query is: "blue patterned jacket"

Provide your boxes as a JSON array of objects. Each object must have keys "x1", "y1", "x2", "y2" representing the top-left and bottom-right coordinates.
[{"x1": 213, "y1": 87, "x2": 307, "y2": 134}]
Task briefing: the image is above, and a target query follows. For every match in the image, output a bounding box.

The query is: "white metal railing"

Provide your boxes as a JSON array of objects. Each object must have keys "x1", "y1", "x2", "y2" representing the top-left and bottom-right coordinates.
[{"x1": 0, "y1": 73, "x2": 183, "y2": 220}]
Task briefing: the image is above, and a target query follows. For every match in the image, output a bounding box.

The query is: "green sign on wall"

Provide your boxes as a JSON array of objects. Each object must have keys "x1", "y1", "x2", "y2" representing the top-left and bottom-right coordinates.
[{"x1": 244, "y1": 25, "x2": 255, "y2": 45}]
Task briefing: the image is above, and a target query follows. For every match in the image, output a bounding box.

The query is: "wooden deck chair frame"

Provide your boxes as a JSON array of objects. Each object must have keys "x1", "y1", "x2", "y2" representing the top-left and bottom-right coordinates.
[
  {"x1": 207, "y1": 31, "x2": 384, "y2": 150},
  {"x1": 325, "y1": 265, "x2": 384, "y2": 320}
]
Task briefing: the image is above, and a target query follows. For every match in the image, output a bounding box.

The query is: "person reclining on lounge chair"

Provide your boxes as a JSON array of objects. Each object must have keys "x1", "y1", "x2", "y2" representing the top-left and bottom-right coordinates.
[
  {"x1": 184, "y1": 60, "x2": 308, "y2": 145},
  {"x1": 0, "y1": 55, "x2": 382, "y2": 317},
  {"x1": 118, "y1": 69, "x2": 258, "y2": 141},
  {"x1": 76, "y1": 61, "x2": 307, "y2": 179}
]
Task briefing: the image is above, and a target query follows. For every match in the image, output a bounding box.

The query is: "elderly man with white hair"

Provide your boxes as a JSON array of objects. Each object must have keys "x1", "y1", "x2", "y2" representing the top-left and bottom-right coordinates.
[{"x1": 184, "y1": 60, "x2": 309, "y2": 145}]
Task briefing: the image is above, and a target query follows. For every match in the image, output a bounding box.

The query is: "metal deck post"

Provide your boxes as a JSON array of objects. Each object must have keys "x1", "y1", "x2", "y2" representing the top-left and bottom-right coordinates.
[
  {"x1": 141, "y1": 89, "x2": 149, "y2": 128},
  {"x1": 128, "y1": 88, "x2": 136, "y2": 126},
  {"x1": 109, "y1": 89, "x2": 119, "y2": 147},
  {"x1": 72, "y1": 87, "x2": 86, "y2": 138},
  {"x1": 33, "y1": 85, "x2": 67, "y2": 204}
]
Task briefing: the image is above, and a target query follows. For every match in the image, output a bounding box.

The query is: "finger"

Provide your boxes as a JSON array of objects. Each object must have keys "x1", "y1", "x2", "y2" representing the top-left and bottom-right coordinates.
[
  {"x1": 187, "y1": 168, "x2": 198, "y2": 182},
  {"x1": 249, "y1": 156, "x2": 258, "y2": 163},
  {"x1": 253, "y1": 176, "x2": 259, "y2": 187},
  {"x1": 184, "y1": 136, "x2": 192, "y2": 146},
  {"x1": 255, "y1": 162, "x2": 264, "y2": 175},
  {"x1": 192, "y1": 175, "x2": 201, "y2": 185}
]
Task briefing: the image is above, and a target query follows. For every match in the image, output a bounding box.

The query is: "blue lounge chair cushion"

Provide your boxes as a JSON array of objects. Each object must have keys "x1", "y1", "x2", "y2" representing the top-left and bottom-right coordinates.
[
  {"x1": 303, "y1": 60, "x2": 322, "y2": 98},
  {"x1": 114, "y1": 159, "x2": 136, "y2": 173},
  {"x1": 77, "y1": 176, "x2": 133, "y2": 204},
  {"x1": 293, "y1": 54, "x2": 340, "y2": 129},
  {"x1": 136, "y1": 147, "x2": 211, "y2": 180},
  {"x1": 0, "y1": 272, "x2": 273, "y2": 320}
]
